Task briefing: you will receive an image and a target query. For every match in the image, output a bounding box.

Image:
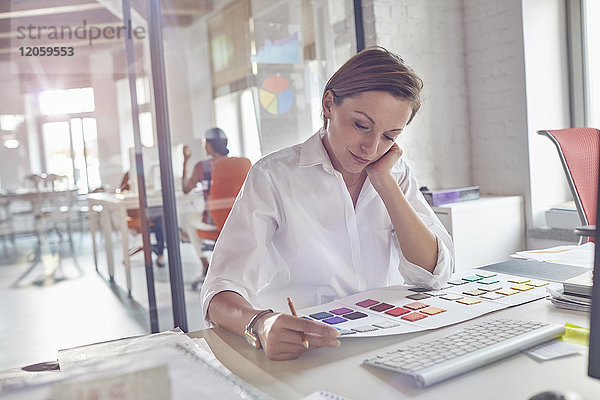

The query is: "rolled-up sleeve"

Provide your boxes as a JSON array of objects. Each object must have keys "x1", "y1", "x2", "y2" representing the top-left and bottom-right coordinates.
[
  {"x1": 200, "y1": 163, "x2": 281, "y2": 326},
  {"x1": 392, "y1": 161, "x2": 455, "y2": 289}
]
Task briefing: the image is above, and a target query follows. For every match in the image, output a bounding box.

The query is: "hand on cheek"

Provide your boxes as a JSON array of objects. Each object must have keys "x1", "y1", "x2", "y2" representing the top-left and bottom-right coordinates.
[{"x1": 366, "y1": 143, "x2": 402, "y2": 180}]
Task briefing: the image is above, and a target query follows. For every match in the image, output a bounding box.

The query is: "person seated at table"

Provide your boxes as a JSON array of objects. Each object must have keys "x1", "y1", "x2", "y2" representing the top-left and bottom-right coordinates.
[
  {"x1": 201, "y1": 47, "x2": 454, "y2": 360},
  {"x1": 180, "y1": 127, "x2": 230, "y2": 276},
  {"x1": 119, "y1": 171, "x2": 165, "y2": 268}
]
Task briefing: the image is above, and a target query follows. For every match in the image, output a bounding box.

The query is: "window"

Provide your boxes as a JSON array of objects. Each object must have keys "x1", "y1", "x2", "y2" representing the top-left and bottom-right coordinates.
[
  {"x1": 39, "y1": 87, "x2": 95, "y2": 115},
  {"x1": 582, "y1": 0, "x2": 599, "y2": 127}
]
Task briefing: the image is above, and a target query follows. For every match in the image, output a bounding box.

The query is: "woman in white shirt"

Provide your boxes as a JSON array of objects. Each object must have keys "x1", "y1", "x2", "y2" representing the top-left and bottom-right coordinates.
[{"x1": 201, "y1": 46, "x2": 454, "y2": 361}]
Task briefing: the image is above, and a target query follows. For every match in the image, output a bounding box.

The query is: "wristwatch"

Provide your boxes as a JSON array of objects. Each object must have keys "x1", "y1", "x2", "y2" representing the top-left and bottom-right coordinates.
[{"x1": 244, "y1": 309, "x2": 274, "y2": 349}]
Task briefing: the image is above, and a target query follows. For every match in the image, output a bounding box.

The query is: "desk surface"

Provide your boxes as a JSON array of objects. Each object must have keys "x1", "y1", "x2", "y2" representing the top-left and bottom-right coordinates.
[{"x1": 189, "y1": 299, "x2": 600, "y2": 400}]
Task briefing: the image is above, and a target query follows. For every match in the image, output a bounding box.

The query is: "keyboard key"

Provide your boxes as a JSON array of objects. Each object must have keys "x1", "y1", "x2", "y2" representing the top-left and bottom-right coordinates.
[
  {"x1": 343, "y1": 311, "x2": 368, "y2": 320},
  {"x1": 404, "y1": 301, "x2": 429, "y2": 310},
  {"x1": 456, "y1": 297, "x2": 482, "y2": 305},
  {"x1": 402, "y1": 312, "x2": 428, "y2": 321},
  {"x1": 406, "y1": 293, "x2": 433, "y2": 300},
  {"x1": 385, "y1": 307, "x2": 411, "y2": 316},
  {"x1": 370, "y1": 302, "x2": 395, "y2": 312},
  {"x1": 420, "y1": 306, "x2": 446, "y2": 315},
  {"x1": 356, "y1": 299, "x2": 380, "y2": 307}
]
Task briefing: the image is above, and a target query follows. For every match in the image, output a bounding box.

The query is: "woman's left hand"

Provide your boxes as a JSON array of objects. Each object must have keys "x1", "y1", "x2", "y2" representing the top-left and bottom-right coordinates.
[{"x1": 365, "y1": 142, "x2": 402, "y2": 187}]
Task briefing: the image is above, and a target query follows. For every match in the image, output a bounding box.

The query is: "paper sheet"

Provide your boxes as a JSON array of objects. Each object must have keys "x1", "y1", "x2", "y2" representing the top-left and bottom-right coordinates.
[
  {"x1": 525, "y1": 339, "x2": 586, "y2": 361},
  {"x1": 512, "y1": 243, "x2": 594, "y2": 268},
  {"x1": 297, "y1": 269, "x2": 559, "y2": 338}
]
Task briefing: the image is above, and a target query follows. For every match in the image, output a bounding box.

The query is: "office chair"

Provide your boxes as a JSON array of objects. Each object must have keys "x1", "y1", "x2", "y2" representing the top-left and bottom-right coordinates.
[
  {"x1": 192, "y1": 156, "x2": 251, "y2": 288},
  {"x1": 538, "y1": 128, "x2": 599, "y2": 241}
]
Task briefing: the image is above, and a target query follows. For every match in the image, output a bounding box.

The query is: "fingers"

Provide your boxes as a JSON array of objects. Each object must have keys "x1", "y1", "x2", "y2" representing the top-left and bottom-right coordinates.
[{"x1": 259, "y1": 314, "x2": 341, "y2": 361}]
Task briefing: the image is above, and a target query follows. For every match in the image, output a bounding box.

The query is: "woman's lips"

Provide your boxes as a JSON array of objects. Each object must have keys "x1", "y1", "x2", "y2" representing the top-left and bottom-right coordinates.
[{"x1": 350, "y1": 151, "x2": 370, "y2": 164}]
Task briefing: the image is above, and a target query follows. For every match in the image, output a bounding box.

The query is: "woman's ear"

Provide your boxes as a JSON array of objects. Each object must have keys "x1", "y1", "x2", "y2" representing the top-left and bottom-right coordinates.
[{"x1": 322, "y1": 90, "x2": 335, "y2": 119}]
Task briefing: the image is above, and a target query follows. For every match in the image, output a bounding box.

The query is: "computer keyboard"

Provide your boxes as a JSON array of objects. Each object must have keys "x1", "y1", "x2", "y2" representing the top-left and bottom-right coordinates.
[{"x1": 363, "y1": 318, "x2": 565, "y2": 387}]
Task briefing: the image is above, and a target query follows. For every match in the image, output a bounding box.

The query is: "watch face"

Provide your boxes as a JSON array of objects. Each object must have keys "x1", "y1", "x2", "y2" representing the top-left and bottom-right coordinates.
[{"x1": 244, "y1": 330, "x2": 260, "y2": 349}]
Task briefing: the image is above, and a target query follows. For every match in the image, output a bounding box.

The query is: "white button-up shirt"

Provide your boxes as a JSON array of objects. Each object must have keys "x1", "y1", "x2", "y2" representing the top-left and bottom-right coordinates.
[{"x1": 201, "y1": 130, "x2": 454, "y2": 323}]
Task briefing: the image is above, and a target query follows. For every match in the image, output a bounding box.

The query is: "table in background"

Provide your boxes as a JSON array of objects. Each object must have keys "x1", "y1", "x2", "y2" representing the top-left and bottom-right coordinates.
[
  {"x1": 190, "y1": 299, "x2": 600, "y2": 400},
  {"x1": 87, "y1": 191, "x2": 174, "y2": 296}
]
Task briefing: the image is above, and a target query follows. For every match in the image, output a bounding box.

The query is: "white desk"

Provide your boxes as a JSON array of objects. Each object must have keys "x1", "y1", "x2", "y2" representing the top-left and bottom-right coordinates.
[
  {"x1": 87, "y1": 192, "x2": 169, "y2": 296},
  {"x1": 190, "y1": 299, "x2": 600, "y2": 399}
]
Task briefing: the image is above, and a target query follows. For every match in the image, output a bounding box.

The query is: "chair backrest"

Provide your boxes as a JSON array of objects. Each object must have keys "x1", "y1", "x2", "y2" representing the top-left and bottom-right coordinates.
[
  {"x1": 538, "y1": 128, "x2": 600, "y2": 226},
  {"x1": 207, "y1": 157, "x2": 252, "y2": 231}
]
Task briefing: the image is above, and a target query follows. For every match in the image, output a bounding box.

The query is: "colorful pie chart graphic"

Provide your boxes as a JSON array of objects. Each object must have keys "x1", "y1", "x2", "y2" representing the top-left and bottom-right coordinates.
[{"x1": 259, "y1": 76, "x2": 294, "y2": 115}]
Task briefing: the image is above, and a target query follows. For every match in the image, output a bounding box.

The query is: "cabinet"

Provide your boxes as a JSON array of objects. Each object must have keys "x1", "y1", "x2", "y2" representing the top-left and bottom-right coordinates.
[{"x1": 432, "y1": 196, "x2": 525, "y2": 271}]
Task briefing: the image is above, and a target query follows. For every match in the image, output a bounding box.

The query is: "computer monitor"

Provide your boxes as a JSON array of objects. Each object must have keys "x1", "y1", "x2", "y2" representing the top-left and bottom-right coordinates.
[{"x1": 589, "y1": 155, "x2": 600, "y2": 379}]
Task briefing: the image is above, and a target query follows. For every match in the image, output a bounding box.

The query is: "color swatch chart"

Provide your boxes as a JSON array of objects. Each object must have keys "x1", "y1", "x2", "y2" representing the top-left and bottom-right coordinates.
[{"x1": 297, "y1": 269, "x2": 560, "y2": 337}]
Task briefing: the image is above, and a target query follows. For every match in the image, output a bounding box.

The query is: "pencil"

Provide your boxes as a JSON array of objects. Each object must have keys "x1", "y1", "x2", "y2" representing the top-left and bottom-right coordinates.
[{"x1": 286, "y1": 297, "x2": 310, "y2": 349}]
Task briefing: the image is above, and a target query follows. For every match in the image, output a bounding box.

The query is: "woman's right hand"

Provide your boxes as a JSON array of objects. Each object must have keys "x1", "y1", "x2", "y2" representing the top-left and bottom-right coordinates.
[
  {"x1": 183, "y1": 145, "x2": 192, "y2": 162},
  {"x1": 256, "y1": 313, "x2": 341, "y2": 361}
]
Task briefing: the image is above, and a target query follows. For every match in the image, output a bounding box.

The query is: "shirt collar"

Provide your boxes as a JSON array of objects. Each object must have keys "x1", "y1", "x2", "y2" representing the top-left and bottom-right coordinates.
[{"x1": 298, "y1": 128, "x2": 336, "y2": 174}]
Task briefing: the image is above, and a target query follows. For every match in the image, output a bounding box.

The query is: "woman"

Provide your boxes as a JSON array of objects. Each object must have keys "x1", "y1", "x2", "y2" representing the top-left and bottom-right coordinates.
[{"x1": 201, "y1": 47, "x2": 454, "y2": 361}]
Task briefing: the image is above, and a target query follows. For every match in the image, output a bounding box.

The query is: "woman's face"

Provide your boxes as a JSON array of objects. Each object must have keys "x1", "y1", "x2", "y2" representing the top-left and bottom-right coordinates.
[{"x1": 322, "y1": 90, "x2": 413, "y2": 175}]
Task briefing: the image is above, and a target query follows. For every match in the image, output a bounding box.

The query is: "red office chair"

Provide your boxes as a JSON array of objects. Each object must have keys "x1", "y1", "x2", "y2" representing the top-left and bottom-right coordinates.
[
  {"x1": 191, "y1": 157, "x2": 251, "y2": 288},
  {"x1": 538, "y1": 128, "x2": 599, "y2": 241}
]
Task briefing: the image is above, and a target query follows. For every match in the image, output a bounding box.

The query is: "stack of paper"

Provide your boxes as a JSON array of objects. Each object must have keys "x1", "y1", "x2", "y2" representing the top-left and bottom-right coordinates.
[
  {"x1": 512, "y1": 242, "x2": 594, "y2": 269},
  {"x1": 546, "y1": 286, "x2": 591, "y2": 312}
]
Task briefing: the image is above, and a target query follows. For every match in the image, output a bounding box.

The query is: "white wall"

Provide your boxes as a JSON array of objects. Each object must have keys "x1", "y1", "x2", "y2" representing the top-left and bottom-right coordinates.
[
  {"x1": 364, "y1": 0, "x2": 472, "y2": 189},
  {"x1": 522, "y1": 0, "x2": 572, "y2": 227}
]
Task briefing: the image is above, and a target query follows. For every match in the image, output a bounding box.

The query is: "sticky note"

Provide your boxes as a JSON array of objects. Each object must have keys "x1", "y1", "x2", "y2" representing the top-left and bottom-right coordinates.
[
  {"x1": 558, "y1": 323, "x2": 590, "y2": 346},
  {"x1": 322, "y1": 316, "x2": 347, "y2": 324},
  {"x1": 456, "y1": 298, "x2": 482, "y2": 305},
  {"x1": 385, "y1": 307, "x2": 411, "y2": 317},
  {"x1": 496, "y1": 288, "x2": 520, "y2": 296},
  {"x1": 329, "y1": 307, "x2": 353, "y2": 315},
  {"x1": 420, "y1": 306, "x2": 446, "y2": 315},
  {"x1": 309, "y1": 312, "x2": 333, "y2": 320},
  {"x1": 352, "y1": 325, "x2": 378, "y2": 333},
  {"x1": 476, "y1": 271, "x2": 497, "y2": 278},
  {"x1": 401, "y1": 313, "x2": 428, "y2": 321},
  {"x1": 507, "y1": 277, "x2": 530, "y2": 284},
  {"x1": 370, "y1": 302, "x2": 395, "y2": 312},
  {"x1": 478, "y1": 278, "x2": 500, "y2": 285},
  {"x1": 356, "y1": 299, "x2": 380, "y2": 308},
  {"x1": 440, "y1": 293, "x2": 463, "y2": 301},
  {"x1": 480, "y1": 292, "x2": 504, "y2": 300},
  {"x1": 404, "y1": 301, "x2": 429, "y2": 310},
  {"x1": 462, "y1": 289, "x2": 487, "y2": 296},
  {"x1": 525, "y1": 280, "x2": 549, "y2": 287},
  {"x1": 373, "y1": 320, "x2": 401, "y2": 329},
  {"x1": 462, "y1": 275, "x2": 483, "y2": 282},
  {"x1": 342, "y1": 311, "x2": 368, "y2": 320},
  {"x1": 406, "y1": 293, "x2": 432, "y2": 300},
  {"x1": 511, "y1": 284, "x2": 534, "y2": 291}
]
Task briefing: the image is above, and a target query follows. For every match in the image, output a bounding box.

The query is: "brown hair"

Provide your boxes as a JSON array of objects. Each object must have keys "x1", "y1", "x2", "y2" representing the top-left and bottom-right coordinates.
[{"x1": 322, "y1": 46, "x2": 424, "y2": 129}]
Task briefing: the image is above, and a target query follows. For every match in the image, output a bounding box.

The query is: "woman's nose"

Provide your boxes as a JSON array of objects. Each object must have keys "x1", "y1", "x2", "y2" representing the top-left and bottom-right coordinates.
[{"x1": 360, "y1": 134, "x2": 378, "y2": 154}]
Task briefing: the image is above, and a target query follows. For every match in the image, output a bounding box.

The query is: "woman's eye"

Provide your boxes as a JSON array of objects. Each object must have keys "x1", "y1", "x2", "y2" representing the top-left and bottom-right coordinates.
[
  {"x1": 383, "y1": 134, "x2": 395, "y2": 142},
  {"x1": 354, "y1": 122, "x2": 368, "y2": 130}
]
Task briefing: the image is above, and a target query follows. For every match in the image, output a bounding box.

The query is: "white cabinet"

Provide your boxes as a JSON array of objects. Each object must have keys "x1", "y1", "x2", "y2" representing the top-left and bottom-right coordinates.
[{"x1": 432, "y1": 196, "x2": 525, "y2": 271}]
